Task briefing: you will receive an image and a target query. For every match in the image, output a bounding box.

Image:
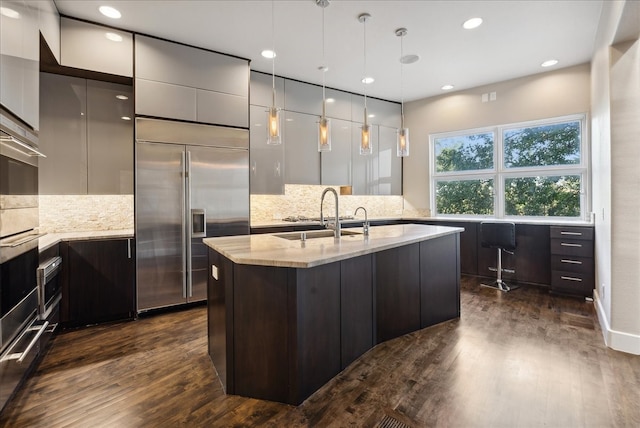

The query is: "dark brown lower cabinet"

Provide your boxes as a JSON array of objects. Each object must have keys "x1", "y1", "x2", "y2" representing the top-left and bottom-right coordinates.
[
  {"x1": 208, "y1": 233, "x2": 461, "y2": 406},
  {"x1": 61, "y1": 238, "x2": 135, "y2": 327},
  {"x1": 420, "y1": 234, "x2": 461, "y2": 327},
  {"x1": 375, "y1": 244, "x2": 420, "y2": 343}
]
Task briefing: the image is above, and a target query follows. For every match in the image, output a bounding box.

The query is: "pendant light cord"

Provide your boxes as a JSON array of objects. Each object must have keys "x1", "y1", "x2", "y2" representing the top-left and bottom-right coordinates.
[
  {"x1": 400, "y1": 31, "x2": 405, "y2": 129},
  {"x1": 363, "y1": 16, "x2": 368, "y2": 114},
  {"x1": 271, "y1": 0, "x2": 276, "y2": 106},
  {"x1": 322, "y1": 5, "x2": 326, "y2": 117}
]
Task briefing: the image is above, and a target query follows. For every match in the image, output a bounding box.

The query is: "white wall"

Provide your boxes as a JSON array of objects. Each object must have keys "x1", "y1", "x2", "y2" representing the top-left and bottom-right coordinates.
[
  {"x1": 403, "y1": 63, "x2": 591, "y2": 215},
  {"x1": 591, "y1": 0, "x2": 640, "y2": 355}
]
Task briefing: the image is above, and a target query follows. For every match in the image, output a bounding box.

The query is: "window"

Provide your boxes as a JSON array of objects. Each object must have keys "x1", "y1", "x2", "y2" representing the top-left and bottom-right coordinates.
[{"x1": 431, "y1": 114, "x2": 588, "y2": 220}]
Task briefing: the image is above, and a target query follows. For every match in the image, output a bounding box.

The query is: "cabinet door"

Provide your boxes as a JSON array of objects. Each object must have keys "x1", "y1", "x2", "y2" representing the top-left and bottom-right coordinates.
[
  {"x1": 39, "y1": 73, "x2": 88, "y2": 194},
  {"x1": 66, "y1": 238, "x2": 135, "y2": 327},
  {"x1": 283, "y1": 111, "x2": 320, "y2": 185},
  {"x1": 0, "y1": 0, "x2": 40, "y2": 130},
  {"x1": 321, "y1": 119, "x2": 351, "y2": 186},
  {"x1": 37, "y1": 0, "x2": 60, "y2": 63},
  {"x1": 135, "y1": 78, "x2": 196, "y2": 121},
  {"x1": 250, "y1": 71, "x2": 284, "y2": 109},
  {"x1": 375, "y1": 244, "x2": 420, "y2": 343},
  {"x1": 378, "y1": 125, "x2": 402, "y2": 195},
  {"x1": 284, "y1": 80, "x2": 322, "y2": 115},
  {"x1": 351, "y1": 123, "x2": 378, "y2": 195},
  {"x1": 60, "y1": 17, "x2": 133, "y2": 77},
  {"x1": 249, "y1": 105, "x2": 284, "y2": 194},
  {"x1": 87, "y1": 80, "x2": 133, "y2": 194},
  {"x1": 197, "y1": 89, "x2": 248, "y2": 128},
  {"x1": 135, "y1": 35, "x2": 248, "y2": 97},
  {"x1": 367, "y1": 98, "x2": 401, "y2": 128},
  {"x1": 420, "y1": 234, "x2": 460, "y2": 328},
  {"x1": 325, "y1": 88, "x2": 351, "y2": 121}
]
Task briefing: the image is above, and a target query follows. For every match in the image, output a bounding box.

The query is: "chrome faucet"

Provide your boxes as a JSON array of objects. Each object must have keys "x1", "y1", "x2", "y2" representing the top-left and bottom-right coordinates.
[
  {"x1": 320, "y1": 187, "x2": 341, "y2": 239},
  {"x1": 354, "y1": 206, "x2": 369, "y2": 236}
]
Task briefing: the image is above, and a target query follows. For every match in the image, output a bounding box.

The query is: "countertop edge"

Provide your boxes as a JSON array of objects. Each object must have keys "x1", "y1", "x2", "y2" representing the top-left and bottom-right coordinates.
[
  {"x1": 39, "y1": 229, "x2": 135, "y2": 252},
  {"x1": 205, "y1": 225, "x2": 464, "y2": 268}
]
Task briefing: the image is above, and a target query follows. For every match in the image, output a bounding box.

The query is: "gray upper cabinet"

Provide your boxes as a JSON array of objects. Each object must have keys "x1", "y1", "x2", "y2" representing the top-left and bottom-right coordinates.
[
  {"x1": 0, "y1": 0, "x2": 40, "y2": 130},
  {"x1": 37, "y1": 0, "x2": 60, "y2": 63},
  {"x1": 351, "y1": 95, "x2": 401, "y2": 128},
  {"x1": 321, "y1": 119, "x2": 351, "y2": 186},
  {"x1": 250, "y1": 71, "x2": 284, "y2": 109},
  {"x1": 284, "y1": 111, "x2": 320, "y2": 185},
  {"x1": 325, "y1": 88, "x2": 351, "y2": 121},
  {"x1": 135, "y1": 35, "x2": 248, "y2": 127},
  {"x1": 250, "y1": 105, "x2": 284, "y2": 194},
  {"x1": 39, "y1": 73, "x2": 88, "y2": 194},
  {"x1": 377, "y1": 126, "x2": 402, "y2": 195},
  {"x1": 284, "y1": 80, "x2": 322, "y2": 115},
  {"x1": 351, "y1": 123, "x2": 379, "y2": 195},
  {"x1": 60, "y1": 17, "x2": 133, "y2": 77},
  {"x1": 86, "y1": 80, "x2": 134, "y2": 194},
  {"x1": 39, "y1": 73, "x2": 133, "y2": 195}
]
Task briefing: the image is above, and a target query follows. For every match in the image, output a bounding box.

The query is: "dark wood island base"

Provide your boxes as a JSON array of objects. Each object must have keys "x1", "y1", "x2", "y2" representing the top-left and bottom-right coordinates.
[{"x1": 205, "y1": 225, "x2": 461, "y2": 405}]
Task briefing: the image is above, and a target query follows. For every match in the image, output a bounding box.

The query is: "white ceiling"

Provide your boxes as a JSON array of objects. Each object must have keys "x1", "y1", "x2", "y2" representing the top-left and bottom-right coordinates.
[{"x1": 54, "y1": 0, "x2": 604, "y2": 102}]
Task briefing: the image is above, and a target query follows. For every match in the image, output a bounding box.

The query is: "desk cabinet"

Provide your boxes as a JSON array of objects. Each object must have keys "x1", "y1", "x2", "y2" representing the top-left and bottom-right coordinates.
[{"x1": 550, "y1": 226, "x2": 594, "y2": 297}]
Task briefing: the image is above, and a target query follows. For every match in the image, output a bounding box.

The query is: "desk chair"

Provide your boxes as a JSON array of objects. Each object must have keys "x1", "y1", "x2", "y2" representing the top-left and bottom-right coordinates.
[{"x1": 480, "y1": 221, "x2": 519, "y2": 292}]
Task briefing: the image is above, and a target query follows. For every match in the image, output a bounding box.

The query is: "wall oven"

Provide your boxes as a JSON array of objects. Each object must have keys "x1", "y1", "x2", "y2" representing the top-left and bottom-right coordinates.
[{"x1": 0, "y1": 110, "x2": 47, "y2": 412}]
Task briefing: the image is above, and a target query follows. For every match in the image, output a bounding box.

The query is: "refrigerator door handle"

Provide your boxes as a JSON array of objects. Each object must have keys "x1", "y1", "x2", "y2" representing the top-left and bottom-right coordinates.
[
  {"x1": 186, "y1": 150, "x2": 193, "y2": 299},
  {"x1": 191, "y1": 209, "x2": 206, "y2": 238},
  {"x1": 181, "y1": 151, "x2": 188, "y2": 299}
]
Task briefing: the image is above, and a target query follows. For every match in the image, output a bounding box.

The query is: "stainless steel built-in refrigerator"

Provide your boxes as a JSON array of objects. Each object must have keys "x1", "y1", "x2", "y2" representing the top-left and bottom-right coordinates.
[{"x1": 135, "y1": 118, "x2": 249, "y2": 312}]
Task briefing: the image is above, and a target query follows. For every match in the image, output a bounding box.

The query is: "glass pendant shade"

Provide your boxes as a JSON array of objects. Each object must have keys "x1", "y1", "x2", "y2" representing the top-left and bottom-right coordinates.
[
  {"x1": 360, "y1": 123, "x2": 372, "y2": 155},
  {"x1": 267, "y1": 106, "x2": 281, "y2": 145},
  {"x1": 397, "y1": 127, "x2": 410, "y2": 157},
  {"x1": 318, "y1": 116, "x2": 331, "y2": 151}
]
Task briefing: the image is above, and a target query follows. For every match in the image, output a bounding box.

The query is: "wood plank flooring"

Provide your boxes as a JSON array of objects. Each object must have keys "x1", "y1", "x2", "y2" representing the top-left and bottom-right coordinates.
[{"x1": 2, "y1": 276, "x2": 639, "y2": 427}]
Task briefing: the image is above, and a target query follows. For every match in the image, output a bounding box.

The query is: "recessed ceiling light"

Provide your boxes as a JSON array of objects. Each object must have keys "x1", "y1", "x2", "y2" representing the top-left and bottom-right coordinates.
[
  {"x1": 462, "y1": 17, "x2": 483, "y2": 30},
  {"x1": 99, "y1": 5, "x2": 121, "y2": 19},
  {"x1": 362, "y1": 77, "x2": 375, "y2": 84},
  {"x1": 325, "y1": 98, "x2": 335, "y2": 103},
  {"x1": 441, "y1": 84, "x2": 455, "y2": 90},
  {"x1": 261, "y1": 50, "x2": 276, "y2": 59},
  {"x1": 541, "y1": 59, "x2": 559, "y2": 67},
  {"x1": 368, "y1": 114, "x2": 375, "y2": 118},
  {"x1": 116, "y1": 94, "x2": 129, "y2": 100},
  {"x1": 121, "y1": 116, "x2": 131, "y2": 121},
  {"x1": 0, "y1": 7, "x2": 20, "y2": 19},
  {"x1": 400, "y1": 54, "x2": 420, "y2": 65},
  {"x1": 105, "y1": 32, "x2": 123, "y2": 42}
]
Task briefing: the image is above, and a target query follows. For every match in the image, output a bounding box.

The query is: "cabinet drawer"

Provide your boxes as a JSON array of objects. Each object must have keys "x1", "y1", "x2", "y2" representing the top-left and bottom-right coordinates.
[
  {"x1": 550, "y1": 238, "x2": 593, "y2": 257},
  {"x1": 551, "y1": 270, "x2": 594, "y2": 296},
  {"x1": 550, "y1": 255, "x2": 593, "y2": 274},
  {"x1": 550, "y1": 226, "x2": 593, "y2": 241}
]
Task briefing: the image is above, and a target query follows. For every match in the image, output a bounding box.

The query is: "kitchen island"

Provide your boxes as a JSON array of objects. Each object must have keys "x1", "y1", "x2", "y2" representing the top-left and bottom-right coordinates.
[{"x1": 204, "y1": 224, "x2": 463, "y2": 405}]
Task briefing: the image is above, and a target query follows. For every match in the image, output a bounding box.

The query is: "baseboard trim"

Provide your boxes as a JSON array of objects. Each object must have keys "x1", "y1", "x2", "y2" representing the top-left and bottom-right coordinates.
[{"x1": 594, "y1": 289, "x2": 640, "y2": 355}]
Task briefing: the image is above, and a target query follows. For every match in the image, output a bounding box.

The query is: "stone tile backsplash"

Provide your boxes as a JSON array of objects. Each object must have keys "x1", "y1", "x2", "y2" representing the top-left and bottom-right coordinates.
[
  {"x1": 39, "y1": 195, "x2": 134, "y2": 233},
  {"x1": 251, "y1": 185, "x2": 406, "y2": 223}
]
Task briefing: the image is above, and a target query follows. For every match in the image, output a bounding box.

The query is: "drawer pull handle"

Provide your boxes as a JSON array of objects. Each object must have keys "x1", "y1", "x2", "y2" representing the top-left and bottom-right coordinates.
[
  {"x1": 561, "y1": 231, "x2": 583, "y2": 236},
  {"x1": 560, "y1": 276, "x2": 582, "y2": 282},
  {"x1": 561, "y1": 259, "x2": 582, "y2": 265},
  {"x1": 561, "y1": 243, "x2": 582, "y2": 248}
]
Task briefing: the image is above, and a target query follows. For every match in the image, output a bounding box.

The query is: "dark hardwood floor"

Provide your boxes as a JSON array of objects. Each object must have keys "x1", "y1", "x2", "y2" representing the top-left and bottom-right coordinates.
[{"x1": 2, "y1": 276, "x2": 639, "y2": 427}]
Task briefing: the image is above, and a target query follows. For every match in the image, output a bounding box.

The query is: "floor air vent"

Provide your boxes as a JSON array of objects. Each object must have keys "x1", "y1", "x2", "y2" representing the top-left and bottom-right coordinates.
[{"x1": 377, "y1": 414, "x2": 412, "y2": 428}]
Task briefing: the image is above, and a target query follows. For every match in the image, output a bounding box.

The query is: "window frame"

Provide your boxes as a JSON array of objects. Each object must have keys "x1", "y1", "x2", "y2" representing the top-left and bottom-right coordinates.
[{"x1": 430, "y1": 113, "x2": 590, "y2": 222}]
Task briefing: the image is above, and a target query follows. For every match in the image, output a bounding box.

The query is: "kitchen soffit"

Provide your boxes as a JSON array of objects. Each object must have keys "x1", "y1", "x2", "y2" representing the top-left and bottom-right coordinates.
[{"x1": 54, "y1": 0, "x2": 603, "y2": 102}]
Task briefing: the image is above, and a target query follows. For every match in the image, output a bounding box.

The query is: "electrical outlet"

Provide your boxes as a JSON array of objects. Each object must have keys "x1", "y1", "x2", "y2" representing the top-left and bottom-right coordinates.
[{"x1": 601, "y1": 283, "x2": 605, "y2": 298}]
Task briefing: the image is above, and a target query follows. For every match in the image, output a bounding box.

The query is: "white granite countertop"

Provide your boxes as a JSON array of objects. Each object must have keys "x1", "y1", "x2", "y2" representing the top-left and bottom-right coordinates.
[
  {"x1": 39, "y1": 229, "x2": 134, "y2": 252},
  {"x1": 204, "y1": 224, "x2": 463, "y2": 268}
]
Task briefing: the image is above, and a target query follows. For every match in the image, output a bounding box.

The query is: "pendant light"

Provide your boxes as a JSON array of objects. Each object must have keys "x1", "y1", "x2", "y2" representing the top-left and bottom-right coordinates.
[
  {"x1": 267, "y1": 0, "x2": 281, "y2": 145},
  {"x1": 359, "y1": 13, "x2": 372, "y2": 156},
  {"x1": 317, "y1": 0, "x2": 331, "y2": 152},
  {"x1": 396, "y1": 27, "x2": 410, "y2": 157}
]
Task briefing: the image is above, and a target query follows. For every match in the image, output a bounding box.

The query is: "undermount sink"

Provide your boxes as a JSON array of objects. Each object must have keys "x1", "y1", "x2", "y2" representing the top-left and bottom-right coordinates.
[{"x1": 274, "y1": 229, "x2": 362, "y2": 241}]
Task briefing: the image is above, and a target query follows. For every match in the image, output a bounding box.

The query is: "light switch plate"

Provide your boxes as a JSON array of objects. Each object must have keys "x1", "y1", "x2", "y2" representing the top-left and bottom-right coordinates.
[{"x1": 211, "y1": 265, "x2": 219, "y2": 280}]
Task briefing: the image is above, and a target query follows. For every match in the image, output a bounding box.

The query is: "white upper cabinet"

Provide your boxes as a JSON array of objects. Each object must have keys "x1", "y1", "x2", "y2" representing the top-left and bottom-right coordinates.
[
  {"x1": 61, "y1": 17, "x2": 133, "y2": 77},
  {"x1": 135, "y1": 35, "x2": 249, "y2": 127},
  {"x1": 0, "y1": 0, "x2": 40, "y2": 129},
  {"x1": 36, "y1": 0, "x2": 60, "y2": 62},
  {"x1": 284, "y1": 79, "x2": 322, "y2": 115},
  {"x1": 351, "y1": 95, "x2": 401, "y2": 128}
]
